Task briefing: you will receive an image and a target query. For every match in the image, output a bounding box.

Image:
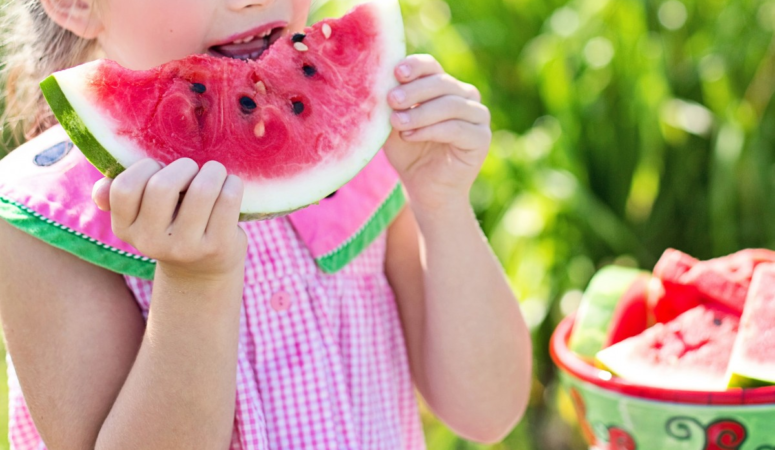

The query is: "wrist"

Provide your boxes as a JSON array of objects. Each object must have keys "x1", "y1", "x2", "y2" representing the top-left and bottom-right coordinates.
[
  {"x1": 155, "y1": 261, "x2": 245, "y2": 291},
  {"x1": 409, "y1": 193, "x2": 476, "y2": 231}
]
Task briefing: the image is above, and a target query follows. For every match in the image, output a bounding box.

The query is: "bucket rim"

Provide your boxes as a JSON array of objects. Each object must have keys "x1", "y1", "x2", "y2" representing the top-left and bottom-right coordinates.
[{"x1": 550, "y1": 314, "x2": 775, "y2": 406}]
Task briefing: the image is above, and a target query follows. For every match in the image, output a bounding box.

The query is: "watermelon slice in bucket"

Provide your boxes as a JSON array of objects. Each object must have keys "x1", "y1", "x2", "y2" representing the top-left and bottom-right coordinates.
[
  {"x1": 726, "y1": 263, "x2": 775, "y2": 387},
  {"x1": 596, "y1": 305, "x2": 740, "y2": 391},
  {"x1": 41, "y1": 0, "x2": 406, "y2": 219}
]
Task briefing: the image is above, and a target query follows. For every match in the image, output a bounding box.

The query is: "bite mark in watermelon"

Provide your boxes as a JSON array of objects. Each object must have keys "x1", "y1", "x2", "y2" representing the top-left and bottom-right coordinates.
[
  {"x1": 596, "y1": 304, "x2": 739, "y2": 391},
  {"x1": 727, "y1": 263, "x2": 775, "y2": 387},
  {"x1": 40, "y1": 0, "x2": 406, "y2": 219}
]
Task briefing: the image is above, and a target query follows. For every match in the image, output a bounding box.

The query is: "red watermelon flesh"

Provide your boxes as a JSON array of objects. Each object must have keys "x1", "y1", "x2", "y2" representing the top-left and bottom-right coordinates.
[
  {"x1": 646, "y1": 277, "x2": 702, "y2": 324},
  {"x1": 596, "y1": 304, "x2": 739, "y2": 391},
  {"x1": 727, "y1": 263, "x2": 775, "y2": 387},
  {"x1": 648, "y1": 249, "x2": 702, "y2": 323},
  {"x1": 41, "y1": 0, "x2": 405, "y2": 218},
  {"x1": 604, "y1": 274, "x2": 650, "y2": 347},
  {"x1": 653, "y1": 248, "x2": 699, "y2": 280},
  {"x1": 679, "y1": 249, "x2": 775, "y2": 314}
]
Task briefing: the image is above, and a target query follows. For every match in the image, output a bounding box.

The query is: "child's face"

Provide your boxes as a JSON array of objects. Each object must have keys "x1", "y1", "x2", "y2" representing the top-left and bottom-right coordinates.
[{"x1": 95, "y1": 0, "x2": 311, "y2": 70}]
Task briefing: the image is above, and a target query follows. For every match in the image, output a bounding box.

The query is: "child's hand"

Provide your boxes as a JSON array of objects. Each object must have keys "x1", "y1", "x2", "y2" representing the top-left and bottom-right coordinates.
[
  {"x1": 384, "y1": 54, "x2": 491, "y2": 213},
  {"x1": 92, "y1": 158, "x2": 247, "y2": 280}
]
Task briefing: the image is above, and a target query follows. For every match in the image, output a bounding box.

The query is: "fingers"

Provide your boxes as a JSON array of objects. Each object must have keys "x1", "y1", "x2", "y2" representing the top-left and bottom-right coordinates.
[
  {"x1": 391, "y1": 95, "x2": 490, "y2": 131},
  {"x1": 388, "y1": 73, "x2": 480, "y2": 110},
  {"x1": 109, "y1": 159, "x2": 164, "y2": 233},
  {"x1": 395, "y1": 54, "x2": 444, "y2": 83},
  {"x1": 400, "y1": 120, "x2": 492, "y2": 151},
  {"x1": 134, "y1": 158, "x2": 199, "y2": 233},
  {"x1": 173, "y1": 161, "x2": 228, "y2": 239},
  {"x1": 205, "y1": 175, "x2": 244, "y2": 238},
  {"x1": 92, "y1": 177, "x2": 113, "y2": 211}
]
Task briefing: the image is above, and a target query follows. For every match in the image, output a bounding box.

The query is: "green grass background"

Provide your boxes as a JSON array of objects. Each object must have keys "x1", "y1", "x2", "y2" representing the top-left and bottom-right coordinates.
[{"x1": 3, "y1": 0, "x2": 775, "y2": 447}]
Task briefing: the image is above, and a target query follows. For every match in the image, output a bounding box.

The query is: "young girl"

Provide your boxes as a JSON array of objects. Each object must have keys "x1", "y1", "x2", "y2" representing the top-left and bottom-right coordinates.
[{"x1": 0, "y1": 0, "x2": 531, "y2": 448}]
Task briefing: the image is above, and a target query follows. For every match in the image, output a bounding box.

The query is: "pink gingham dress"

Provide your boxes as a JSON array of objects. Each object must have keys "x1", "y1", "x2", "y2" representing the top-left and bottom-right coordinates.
[{"x1": 0, "y1": 126, "x2": 425, "y2": 449}]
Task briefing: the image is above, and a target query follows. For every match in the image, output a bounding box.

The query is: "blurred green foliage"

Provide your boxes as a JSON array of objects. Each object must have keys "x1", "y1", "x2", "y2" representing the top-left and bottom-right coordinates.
[{"x1": 3, "y1": 0, "x2": 775, "y2": 448}]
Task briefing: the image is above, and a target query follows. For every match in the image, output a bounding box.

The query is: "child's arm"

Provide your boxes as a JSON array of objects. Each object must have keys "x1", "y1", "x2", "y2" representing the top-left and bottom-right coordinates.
[
  {"x1": 0, "y1": 158, "x2": 246, "y2": 449},
  {"x1": 384, "y1": 55, "x2": 532, "y2": 443}
]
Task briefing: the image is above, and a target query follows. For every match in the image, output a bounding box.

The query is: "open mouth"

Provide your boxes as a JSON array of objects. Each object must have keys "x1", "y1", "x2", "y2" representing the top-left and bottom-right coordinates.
[{"x1": 209, "y1": 25, "x2": 286, "y2": 61}]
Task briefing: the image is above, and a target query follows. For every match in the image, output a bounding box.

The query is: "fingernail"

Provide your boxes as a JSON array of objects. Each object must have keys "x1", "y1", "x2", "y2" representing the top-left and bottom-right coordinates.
[
  {"x1": 93, "y1": 177, "x2": 110, "y2": 192},
  {"x1": 395, "y1": 112, "x2": 410, "y2": 125},
  {"x1": 398, "y1": 64, "x2": 411, "y2": 78},
  {"x1": 391, "y1": 89, "x2": 405, "y2": 104}
]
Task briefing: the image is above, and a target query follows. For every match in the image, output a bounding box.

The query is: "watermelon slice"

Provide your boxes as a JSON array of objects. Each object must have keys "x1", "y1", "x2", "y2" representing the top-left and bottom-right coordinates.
[
  {"x1": 648, "y1": 249, "x2": 702, "y2": 323},
  {"x1": 647, "y1": 248, "x2": 775, "y2": 321},
  {"x1": 727, "y1": 263, "x2": 775, "y2": 387},
  {"x1": 568, "y1": 266, "x2": 649, "y2": 360},
  {"x1": 680, "y1": 249, "x2": 775, "y2": 314},
  {"x1": 604, "y1": 274, "x2": 650, "y2": 347},
  {"x1": 596, "y1": 305, "x2": 739, "y2": 391},
  {"x1": 40, "y1": 0, "x2": 405, "y2": 219}
]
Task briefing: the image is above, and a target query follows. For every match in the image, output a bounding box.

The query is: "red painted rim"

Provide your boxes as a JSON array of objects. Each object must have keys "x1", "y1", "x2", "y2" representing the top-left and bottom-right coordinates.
[{"x1": 550, "y1": 315, "x2": 775, "y2": 405}]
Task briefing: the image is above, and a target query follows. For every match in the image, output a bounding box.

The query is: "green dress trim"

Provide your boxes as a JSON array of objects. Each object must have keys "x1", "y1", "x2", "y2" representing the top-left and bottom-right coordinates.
[
  {"x1": 0, "y1": 196, "x2": 156, "y2": 279},
  {"x1": 0, "y1": 185, "x2": 405, "y2": 278},
  {"x1": 316, "y1": 183, "x2": 406, "y2": 273}
]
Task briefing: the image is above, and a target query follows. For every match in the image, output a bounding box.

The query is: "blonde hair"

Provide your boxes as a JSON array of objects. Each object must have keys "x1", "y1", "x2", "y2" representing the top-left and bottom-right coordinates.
[{"x1": 1, "y1": 0, "x2": 99, "y2": 148}]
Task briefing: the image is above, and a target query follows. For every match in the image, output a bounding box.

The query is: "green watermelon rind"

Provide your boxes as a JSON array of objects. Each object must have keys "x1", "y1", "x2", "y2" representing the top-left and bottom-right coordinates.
[
  {"x1": 727, "y1": 372, "x2": 773, "y2": 389},
  {"x1": 0, "y1": 196, "x2": 155, "y2": 279},
  {"x1": 40, "y1": 75, "x2": 126, "y2": 179},
  {"x1": 569, "y1": 266, "x2": 647, "y2": 359}
]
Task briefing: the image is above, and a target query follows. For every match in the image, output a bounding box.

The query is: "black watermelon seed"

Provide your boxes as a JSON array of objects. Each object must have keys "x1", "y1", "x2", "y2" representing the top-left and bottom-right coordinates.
[
  {"x1": 240, "y1": 96, "x2": 257, "y2": 111},
  {"x1": 292, "y1": 100, "x2": 305, "y2": 115},
  {"x1": 292, "y1": 33, "x2": 306, "y2": 43},
  {"x1": 191, "y1": 83, "x2": 206, "y2": 94},
  {"x1": 713, "y1": 317, "x2": 723, "y2": 326},
  {"x1": 302, "y1": 65, "x2": 317, "y2": 77},
  {"x1": 326, "y1": 190, "x2": 337, "y2": 199}
]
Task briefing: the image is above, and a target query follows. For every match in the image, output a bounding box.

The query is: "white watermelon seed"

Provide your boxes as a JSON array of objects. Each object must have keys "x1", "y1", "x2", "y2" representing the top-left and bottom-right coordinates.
[
  {"x1": 254, "y1": 121, "x2": 266, "y2": 138},
  {"x1": 322, "y1": 23, "x2": 332, "y2": 39},
  {"x1": 294, "y1": 42, "x2": 309, "y2": 52},
  {"x1": 255, "y1": 81, "x2": 266, "y2": 94}
]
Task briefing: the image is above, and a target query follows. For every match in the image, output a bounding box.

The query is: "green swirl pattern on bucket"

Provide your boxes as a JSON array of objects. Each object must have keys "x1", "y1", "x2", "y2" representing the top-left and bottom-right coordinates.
[
  {"x1": 561, "y1": 373, "x2": 775, "y2": 450},
  {"x1": 551, "y1": 315, "x2": 775, "y2": 450}
]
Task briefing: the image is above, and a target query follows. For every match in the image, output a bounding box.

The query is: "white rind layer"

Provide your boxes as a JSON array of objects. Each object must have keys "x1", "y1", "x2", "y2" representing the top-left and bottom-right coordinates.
[
  {"x1": 53, "y1": 0, "x2": 405, "y2": 215},
  {"x1": 596, "y1": 340, "x2": 729, "y2": 391},
  {"x1": 54, "y1": 61, "x2": 149, "y2": 171}
]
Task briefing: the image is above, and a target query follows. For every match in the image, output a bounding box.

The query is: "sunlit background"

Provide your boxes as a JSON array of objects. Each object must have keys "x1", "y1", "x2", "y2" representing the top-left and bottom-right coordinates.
[{"x1": 4, "y1": 0, "x2": 775, "y2": 447}]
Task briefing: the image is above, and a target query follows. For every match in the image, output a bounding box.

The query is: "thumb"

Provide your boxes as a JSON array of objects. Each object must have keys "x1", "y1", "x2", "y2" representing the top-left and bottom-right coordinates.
[{"x1": 92, "y1": 177, "x2": 113, "y2": 211}]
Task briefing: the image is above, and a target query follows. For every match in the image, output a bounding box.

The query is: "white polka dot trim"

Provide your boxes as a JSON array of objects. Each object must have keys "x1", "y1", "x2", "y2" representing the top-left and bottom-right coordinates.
[{"x1": 2, "y1": 198, "x2": 155, "y2": 264}]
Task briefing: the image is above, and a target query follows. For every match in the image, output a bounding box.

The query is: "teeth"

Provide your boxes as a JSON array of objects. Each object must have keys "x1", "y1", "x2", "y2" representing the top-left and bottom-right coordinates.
[
  {"x1": 233, "y1": 35, "x2": 258, "y2": 45},
  {"x1": 231, "y1": 28, "x2": 273, "y2": 45}
]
